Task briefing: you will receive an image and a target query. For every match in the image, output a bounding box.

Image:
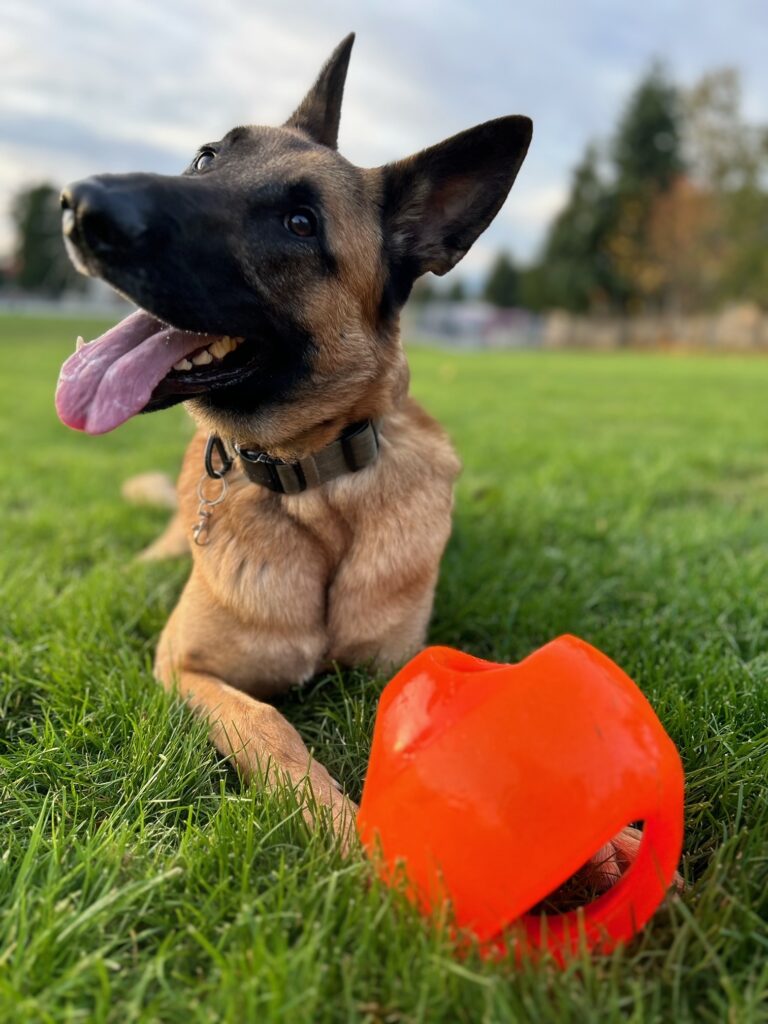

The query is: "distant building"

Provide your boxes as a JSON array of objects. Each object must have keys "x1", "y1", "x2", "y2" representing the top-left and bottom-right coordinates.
[
  {"x1": 0, "y1": 275, "x2": 131, "y2": 317},
  {"x1": 404, "y1": 300, "x2": 542, "y2": 349}
]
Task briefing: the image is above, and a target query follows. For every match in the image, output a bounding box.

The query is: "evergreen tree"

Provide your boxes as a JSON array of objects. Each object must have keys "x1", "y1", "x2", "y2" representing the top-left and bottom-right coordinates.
[
  {"x1": 483, "y1": 252, "x2": 519, "y2": 308},
  {"x1": 613, "y1": 63, "x2": 683, "y2": 194},
  {"x1": 445, "y1": 279, "x2": 466, "y2": 302},
  {"x1": 495, "y1": 64, "x2": 768, "y2": 315},
  {"x1": 609, "y1": 64, "x2": 685, "y2": 311},
  {"x1": 517, "y1": 264, "x2": 550, "y2": 312},
  {"x1": 537, "y1": 145, "x2": 619, "y2": 311},
  {"x1": 12, "y1": 183, "x2": 84, "y2": 296},
  {"x1": 409, "y1": 277, "x2": 436, "y2": 304}
]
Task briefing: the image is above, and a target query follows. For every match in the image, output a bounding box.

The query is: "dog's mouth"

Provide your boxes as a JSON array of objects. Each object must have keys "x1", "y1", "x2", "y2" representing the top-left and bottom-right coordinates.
[{"x1": 55, "y1": 309, "x2": 250, "y2": 434}]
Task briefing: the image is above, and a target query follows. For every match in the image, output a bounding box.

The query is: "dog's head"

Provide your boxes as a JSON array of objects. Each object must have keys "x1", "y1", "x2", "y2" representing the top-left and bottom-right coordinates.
[{"x1": 57, "y1": 34, "x2": 531, "y2": 452}]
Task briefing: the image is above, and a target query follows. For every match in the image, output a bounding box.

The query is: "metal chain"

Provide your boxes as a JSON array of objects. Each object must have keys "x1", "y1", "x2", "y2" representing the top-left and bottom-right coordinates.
[
  {"x1": 192, "y1": 473, "x2": 229, "y2": 546},
  {"x1": 192, "y1": 435, "x2": 233, "y2": 546}
]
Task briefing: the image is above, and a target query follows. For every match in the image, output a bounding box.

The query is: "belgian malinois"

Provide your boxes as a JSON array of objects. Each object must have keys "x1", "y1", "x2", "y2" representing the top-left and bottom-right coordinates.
[{"x1": 56, "y1": 34, "x2": 651, "y2": 884}]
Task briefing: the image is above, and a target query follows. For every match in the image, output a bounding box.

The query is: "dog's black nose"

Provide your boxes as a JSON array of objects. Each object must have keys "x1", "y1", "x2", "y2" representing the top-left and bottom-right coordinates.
[{"x1": 61, "y1": 176, "x2": 148, "y2": 254}]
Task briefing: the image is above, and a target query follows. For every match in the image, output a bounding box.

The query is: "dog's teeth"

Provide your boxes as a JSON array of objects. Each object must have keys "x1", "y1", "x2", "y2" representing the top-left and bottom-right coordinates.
[
  {"x1": 76, "y1": 335, "x2": 85, "y2": 351},
  {"x1": 173, "y1": 358, "x2": 192, "y2": 371},
  {"x1": 197, "y1": 335, "x2": 245, "y2": 361},
  {"x1": 208, "y1": 338, "x2": 229, "y2": 358}
]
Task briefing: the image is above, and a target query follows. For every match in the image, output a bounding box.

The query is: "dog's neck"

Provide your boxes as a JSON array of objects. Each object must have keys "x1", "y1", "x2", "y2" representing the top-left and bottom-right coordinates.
[
  {"x1": 228, "y1": 419, "x2": 381, "y2": 496},
  {"x1": 190, "y1": 341, "x2": 410, "y2": 462}
]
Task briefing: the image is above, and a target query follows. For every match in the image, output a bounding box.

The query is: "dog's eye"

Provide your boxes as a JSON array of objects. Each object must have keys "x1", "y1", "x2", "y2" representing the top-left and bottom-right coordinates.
[
  {"x1": 284, "y1": 210, "x2": 317, "y2": 238},
  {"x1": 194, "y1": 150, "x2": 216, "y2": 172}
]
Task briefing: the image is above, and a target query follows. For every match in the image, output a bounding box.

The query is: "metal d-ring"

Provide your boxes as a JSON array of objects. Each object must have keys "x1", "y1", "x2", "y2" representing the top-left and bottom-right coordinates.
[
  {"x1": 192, "y1": 471, "x2": 229, "y2": 546},
  {"x1": 204, "y1": 434, "x2": 233, "y2": 479}
]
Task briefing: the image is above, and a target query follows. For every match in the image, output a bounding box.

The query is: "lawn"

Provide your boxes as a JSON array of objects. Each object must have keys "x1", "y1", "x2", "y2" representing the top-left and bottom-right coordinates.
[{"x1": 1, "y1": 313, "x2": 767, "y2": 1023}]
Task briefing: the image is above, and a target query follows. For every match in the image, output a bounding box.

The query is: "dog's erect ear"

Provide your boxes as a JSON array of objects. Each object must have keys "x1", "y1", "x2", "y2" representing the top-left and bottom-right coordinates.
[
  {"x1": 284, "y1": 33, "x2": 355, "y2": 149},
  {"x1": 382, "y1": 115, "x2": 533, "y2": 281}
]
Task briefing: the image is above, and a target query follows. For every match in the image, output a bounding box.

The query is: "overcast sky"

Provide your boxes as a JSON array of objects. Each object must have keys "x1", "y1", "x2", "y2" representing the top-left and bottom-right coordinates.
[{"x1": 1, "y1": 0, "x2": 767, "y2": 279}]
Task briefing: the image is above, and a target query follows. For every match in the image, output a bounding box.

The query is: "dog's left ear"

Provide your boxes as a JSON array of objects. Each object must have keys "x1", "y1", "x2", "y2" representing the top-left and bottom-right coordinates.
[
  {"x1": 285, "y1": 33, "x2": 355, "y2": 149},
  {"x1": 382, "y1": 115, "x2": 533, "y2": 282}
]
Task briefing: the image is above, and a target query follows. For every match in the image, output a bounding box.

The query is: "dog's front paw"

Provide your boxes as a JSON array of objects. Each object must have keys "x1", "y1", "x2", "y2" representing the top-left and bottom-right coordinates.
[
  {"x1": 210, "y1": 697, "x2": 359, "y2": 853},
  {"x1": 298, "y1": 759, "x2": 359, "y2": 855}
]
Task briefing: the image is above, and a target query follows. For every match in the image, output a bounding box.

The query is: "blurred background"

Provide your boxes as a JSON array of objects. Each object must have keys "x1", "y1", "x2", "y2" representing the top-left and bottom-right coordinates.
[{"x1": 1, "y1": 0, "x2": 767, "y2": 349}]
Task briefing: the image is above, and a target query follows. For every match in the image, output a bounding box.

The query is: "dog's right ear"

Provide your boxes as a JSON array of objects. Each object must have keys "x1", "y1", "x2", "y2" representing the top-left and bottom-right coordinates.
[
  {"x1": 380, "y1": 115, "x2": 533, "y2": 298},
  {"x1": 284, "y1": 33, "x2": 355, "y2": 149}
]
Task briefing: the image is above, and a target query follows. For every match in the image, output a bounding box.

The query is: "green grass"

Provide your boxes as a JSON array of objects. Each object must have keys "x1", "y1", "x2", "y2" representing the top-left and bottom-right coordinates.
[{"x1": 1, "y1": 313, "x2": 768, "y2": 1022}]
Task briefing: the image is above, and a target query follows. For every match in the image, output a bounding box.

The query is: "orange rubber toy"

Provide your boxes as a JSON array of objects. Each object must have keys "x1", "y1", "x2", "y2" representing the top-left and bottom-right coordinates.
[{"x1": 357, "y1": 636, "x2": 684, "y2": 961}]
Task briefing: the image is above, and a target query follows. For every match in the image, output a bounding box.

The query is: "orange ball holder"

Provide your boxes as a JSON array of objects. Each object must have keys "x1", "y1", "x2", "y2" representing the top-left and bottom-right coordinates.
[{"x1": 357, "y1": 636, "x2": 684, "y2": 961}]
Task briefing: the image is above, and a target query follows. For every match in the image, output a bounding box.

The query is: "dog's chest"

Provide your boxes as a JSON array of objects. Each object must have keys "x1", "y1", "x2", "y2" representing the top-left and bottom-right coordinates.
[{"x1": 180, "y1": 459, "x2": 360, "y2": 625}]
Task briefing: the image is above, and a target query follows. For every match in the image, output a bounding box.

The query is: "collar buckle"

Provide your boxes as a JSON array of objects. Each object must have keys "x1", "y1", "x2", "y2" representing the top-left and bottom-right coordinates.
[{"x1": 232, "y1": 419, "x2": 380, "y2": 495}]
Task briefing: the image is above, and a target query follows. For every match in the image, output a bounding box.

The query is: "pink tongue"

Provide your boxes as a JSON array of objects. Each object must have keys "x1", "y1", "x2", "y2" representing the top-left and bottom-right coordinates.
[{"x1": 56, "y1": 310, "x2": 213, "y2": 434}]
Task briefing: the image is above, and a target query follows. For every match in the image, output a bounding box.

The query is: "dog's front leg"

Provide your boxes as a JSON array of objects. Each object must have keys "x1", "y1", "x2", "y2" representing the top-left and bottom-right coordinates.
[{"x1": 157, "y1": 665, "x2": 357, "y2": 848}]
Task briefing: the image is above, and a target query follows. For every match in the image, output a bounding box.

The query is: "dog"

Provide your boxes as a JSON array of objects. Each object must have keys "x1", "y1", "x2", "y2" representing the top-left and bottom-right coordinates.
[{"x1": 56, "y1": 35, "x2": 657, "y2": 888}]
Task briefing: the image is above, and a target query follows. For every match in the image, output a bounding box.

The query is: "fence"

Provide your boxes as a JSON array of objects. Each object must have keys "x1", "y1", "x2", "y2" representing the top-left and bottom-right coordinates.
[
  {"x1": 542, "y1": 304, "x2": 768, "y2": 352},
  {"x1": 405, "y1": 301, "x2": 768, "y2": 352}
]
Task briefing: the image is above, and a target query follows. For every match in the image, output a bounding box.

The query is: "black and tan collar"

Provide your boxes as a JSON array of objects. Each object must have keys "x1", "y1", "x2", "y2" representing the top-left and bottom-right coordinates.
[{"x1": 203, "y1": 419, "x2": 380, "y2": 496}]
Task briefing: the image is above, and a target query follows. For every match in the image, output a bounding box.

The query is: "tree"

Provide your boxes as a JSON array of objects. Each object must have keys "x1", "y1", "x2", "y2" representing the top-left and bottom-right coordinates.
[
  {"x1": 506, "y1": 64, "x2": 768, "y2": 314},
  {"x1": 11, "y1": 183, "x2": 84, "y2": 296},
  {"x1": 409, "y1": 277, "x2": 436, "y2": 304},
  {"x1": 517, "y1": 264, "x2": 550, "y2": 312},
  {"x1": 483, "y1": 252, "x2": 519, "y2": 308},
  {"x1": 613, "y1": 63, "x2": 683, "y2": 195},
  {"x1": 645, "y1": 176, "x2": 725, "y2": 312},
  {"x1": 718, "y1": 185, "x2": 768, "y2": 307},
  {"x1": 683, "y1": 69, "x2": 766, "y2": 192},
  {"x1": 683, "y1": 69, "x2": 768, "y2": 307},
  {"x1": 608, "y1": 64, "x2": 685, "y2": 311},
  {"x1": 445, "y1": 279, "x2": 466, "y2": 302},
  {"x1": 535, "y1": 145, "x2": 620, "y2": 311}
]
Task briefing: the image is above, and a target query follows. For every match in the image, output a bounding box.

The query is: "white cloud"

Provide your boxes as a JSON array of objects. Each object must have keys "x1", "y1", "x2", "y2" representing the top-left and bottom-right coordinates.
[{"x1": 1, "y1": 0, "x2": 767, "y2": 266}]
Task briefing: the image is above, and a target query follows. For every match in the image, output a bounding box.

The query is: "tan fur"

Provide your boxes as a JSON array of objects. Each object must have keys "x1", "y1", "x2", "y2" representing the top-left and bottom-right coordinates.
[
  {"x1": 153, "y1": 377, "x2": 460, "y2": 843},
  {"x1": 187, "y1": 151, "x2": 400, "y2": 459},
  {"x1": 119, "y1": 96, "x2": 652, "y2": 884},
  {"x1": 74, "y1": 36, "x2": 667, "y2": 894},
  {"x1": 108, "y1": 110, "x2": 466, "y2": 847}
]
